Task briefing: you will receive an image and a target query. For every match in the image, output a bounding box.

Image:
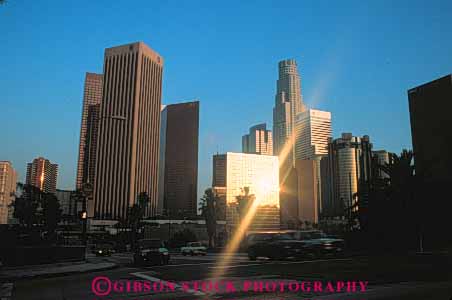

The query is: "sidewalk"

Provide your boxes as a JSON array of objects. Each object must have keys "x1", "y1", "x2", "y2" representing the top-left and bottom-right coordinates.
[{"x1": 0, "y1": 260, "x2": 117, "y2": 281}]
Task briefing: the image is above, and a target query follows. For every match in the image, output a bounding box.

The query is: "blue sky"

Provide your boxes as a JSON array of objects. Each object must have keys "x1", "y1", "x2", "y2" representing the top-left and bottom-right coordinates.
[{"x1": 1, "y1": 0, "x2": 452, "y2": 197}]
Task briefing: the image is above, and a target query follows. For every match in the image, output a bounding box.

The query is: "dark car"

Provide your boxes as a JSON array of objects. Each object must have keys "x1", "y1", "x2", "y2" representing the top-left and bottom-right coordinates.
[
  {"x1": 133, "y1": 239, "x2": 170, "y2": 266},
  {"x1": 246, "y1": 232, "x2": 308, "y2": 261},
  {"x1": 291, "y1": 230, "x2": 345, "y2": 257}
]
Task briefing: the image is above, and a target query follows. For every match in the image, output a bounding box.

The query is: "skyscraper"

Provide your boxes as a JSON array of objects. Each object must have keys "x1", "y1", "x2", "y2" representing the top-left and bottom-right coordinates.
[
  {"x1": 159, "y1": 101, "x2": 199, "y2": 217},
  {"x1": 94, "y1": 42, "x2": 163, "y2": 220},
  {"x1": 280, "y1": 109, "x2": 331, "y2": 226},
  {"x1": 212, "y1": 152, "x2": 280, "y2": 231},
  {"x1": 322, "y1": 133, "x2": 373, "y2": 216},
  {"x1": 26, "y1": 157, "x2": 58, "y2": 194},
  {"x1": 294, "y1": 109, "x2": 332, "y2": 160},
  {"x1": 408, "y1": 74, "x2": 452, "y2": 184},
  {"x1": 242, "y1": 123, "x2": 273, "y2": 155},
  {"x1": 273, "y1": 59, "x2": 306, "y2": 173},
  {"x1": 0, "y1": 161, "x2": 17, "y2": 224},
  {"x1": 407, "y1": 74, "x2": 452, "y2": 247},
  {"x1": 75, "y1": 73, "x2": 103, "y2": 190}
]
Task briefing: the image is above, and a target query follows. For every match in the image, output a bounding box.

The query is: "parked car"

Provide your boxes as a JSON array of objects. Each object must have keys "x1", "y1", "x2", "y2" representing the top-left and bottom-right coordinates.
[
  {"x1": 181, "y1": 242, "x2": 207, "y2": 256},
  {"x1": 246, "y1": 232, "x2": 308, "y2": 261},
  {"x1": 289, "y1": 230, "x2": 345, "y2": 257},
  {"x1": 133, "y1": 239, "x2": 170, "y2": 266},
  {"x1": 92, "y1": 243, "x2": 114, "y2": 257}
]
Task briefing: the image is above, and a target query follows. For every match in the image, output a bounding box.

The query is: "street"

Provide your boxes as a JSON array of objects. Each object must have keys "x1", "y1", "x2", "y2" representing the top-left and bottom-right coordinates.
[{"x1": 10, "y1": 252, "x2": 452, "y2": 300}]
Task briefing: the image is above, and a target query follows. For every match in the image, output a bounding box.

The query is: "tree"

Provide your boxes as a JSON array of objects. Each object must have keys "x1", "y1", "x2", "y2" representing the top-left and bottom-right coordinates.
[
  {"x1": 12, "y1": 183, "x2": 42, "y2": 227},
  {"x1": 199, "y1": 188, "x2": 218, "y2": 248},
  {"x1": 128, "y1": 192, "x2": 149, "y2": 249},
  {"x1": 352, "y1": 149, "x2": 417, "y2": 251},
  {"x1": 41, "y1": 192, "x2": 62, "y2": 235}
]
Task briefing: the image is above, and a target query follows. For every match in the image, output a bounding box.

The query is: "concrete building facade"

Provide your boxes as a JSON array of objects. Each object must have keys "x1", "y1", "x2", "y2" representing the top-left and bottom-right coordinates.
[
  {"x1": 273, "y1": 59, "x2": 306, "y2": 176},
  {"x1": 75, "y1": 73, "x2": 103, "y2": 191},
  {"x1": 322, "y1": 133, "x2": 373, "y2": 217},
  {"x1": 94, "y1": 42, "x2": 163, "y2": 220},
  {"x1": 159, "y1": 101, "x2": 199, "y2": 217},
  {"x1": 0, "y1": 161, "x2": 17, "y2": 224}
]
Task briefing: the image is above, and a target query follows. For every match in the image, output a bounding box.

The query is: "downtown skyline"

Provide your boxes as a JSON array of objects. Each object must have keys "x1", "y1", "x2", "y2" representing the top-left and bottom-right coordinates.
[{"x1": 2, "y1": 1, "x2": 452, "y2": 199}]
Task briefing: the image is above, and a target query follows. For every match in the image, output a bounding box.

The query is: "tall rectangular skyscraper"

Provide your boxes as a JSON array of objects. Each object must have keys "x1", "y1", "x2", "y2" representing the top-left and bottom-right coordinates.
[
  {"x1": 294, "y1": 109, "x2": 332, "y2": 160},
  {"x1": 242, "y1": 123, "x2": 273, "y2": 155},
  {"x1": 280, "y1": 109, "x2": 331, "y2": 226},
  {"x1": 94, "y1": 42, "x2": 163, "y2": 220},
  {"x1": 273, "y1": 59, "x2": 306, "y2": 176},
  {"x1": 75, "y1": 72, "x2": 103, "y2": 190},
  {"x1": 26, "y1": 157, "x2": 58, "y2": 194},
  {"x1": 159, "y1": 101, "x2": 199, "y2": 217}
]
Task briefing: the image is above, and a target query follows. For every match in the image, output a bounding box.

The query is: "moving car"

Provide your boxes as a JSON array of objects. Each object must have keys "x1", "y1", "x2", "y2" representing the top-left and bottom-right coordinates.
[
  {"x1": 290, "y1": 230, "x2": 345, "y2": 257},
  {"x1": 133, "y1": 239, "x2": 170, "y2": 266},
  {"x1": 246, "y1": 232, "x2": 308, "y2": 261},
  {"x1": 181, "y1": 242, "x2": 207, "y2": 256}
]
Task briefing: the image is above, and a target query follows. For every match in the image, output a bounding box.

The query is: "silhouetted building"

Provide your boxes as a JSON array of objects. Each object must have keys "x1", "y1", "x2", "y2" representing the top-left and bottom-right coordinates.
[
  {"x1": 242, "y1": 123, "x2": 273, "y2": 155},
  {"x1": 408, "y1": 74, "x2": 452, "y2": 247},
  {"x1": 26, "y1": 157, "x2": 58, "y2": 194},
  {"x1": 159, "y1": 101, "x2": 199, "y2": 217},
  {"x1": 408, "y1": 74, "x2": 452, "y2": 184},
  {"x1": 0, "y1": 161, "x2": 17, "y2": 224},
  {"x1": 94, "y1": 42, "x2": 163, "y2": 220},
  {"x1": 75, "y1": 73, "x2": 103, "y2": 190}
]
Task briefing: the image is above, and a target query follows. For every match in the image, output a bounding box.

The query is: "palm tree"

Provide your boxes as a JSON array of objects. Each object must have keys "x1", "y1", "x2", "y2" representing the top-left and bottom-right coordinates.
[{"x1": 199, "y1": 188, "x2": 218, "y2": 248}]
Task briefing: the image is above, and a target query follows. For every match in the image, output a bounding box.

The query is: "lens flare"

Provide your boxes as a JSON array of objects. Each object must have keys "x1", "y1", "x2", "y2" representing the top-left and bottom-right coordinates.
[{"x1": 208, "y1": 135, "x2": 296, "y2": 282}]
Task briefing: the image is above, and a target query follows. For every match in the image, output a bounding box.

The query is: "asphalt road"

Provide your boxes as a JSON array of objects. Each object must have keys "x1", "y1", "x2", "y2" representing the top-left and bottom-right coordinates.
[{"x1": 10, "y1": 253, "x2": 452, "y2": 300}]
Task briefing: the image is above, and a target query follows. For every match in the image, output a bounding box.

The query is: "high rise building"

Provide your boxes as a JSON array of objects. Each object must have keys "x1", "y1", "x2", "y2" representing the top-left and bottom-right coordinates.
[
  {"x1": 273, "y1": 59, "x2": 306, "y2": 174},
  {"x1": 0, "y1": 161, "x2": 17, "y2": 224},
  {"x1": 322, "y1": 133, "x2": 373, "y2": 216},
  {"x1": 26, "y1": 157, "x2": 58, "y2": 194},
  {"x1": 407, "y1": 74, "x2": 452, "y2": 247},
  {"x1": 212, "y1": 152, "x2": 280, "y2": 231},
  {"x1": 94, "y1": 42, "x2": 163, "y2": 220},
  {"x1": 280, "y1": 109, "x2": 331, "y2": 226},
  {"x1": 294, "y1": 109, "x2": 332, "y2": 160},
  {"x1": 242, "y1": 123, "x2": 273, "y2": 155},
  {"x1": 159, "y1": 101, "x2": 199, "y2": 217},
  {"x1": 408, "y1": 74, "x2": 452, "y2": 184},
  {"x1": 75, "y1": 73, "x2": 103, "y2": 191}
]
